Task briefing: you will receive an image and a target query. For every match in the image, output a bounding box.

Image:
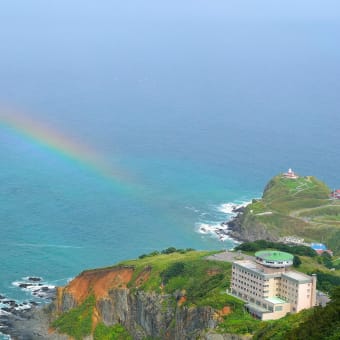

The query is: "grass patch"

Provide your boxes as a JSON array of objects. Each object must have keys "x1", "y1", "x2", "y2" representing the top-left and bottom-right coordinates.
[
  {"x1": 52, "y1": 295, "x2": 95, "y2": 340},
  {"x1": 122, "y1": 250, "x2": 232, "y2": 308},
  {"x1": 218, "y1": 308, "x2": 263, "y2": 335},
  {"x1": 248, "y1": 200, "x2": 267, "y2": 214},
  {"x1": 254, "y1": 287, "x2": 340, "y2": 340},
  {"x1": 94, "y1": 323, "x2": 132, "y2": 340},
  {"x1": 253, "y1": 309, "x2": 313, "y2": 340},
  {"x1": 122, "y1": 250, "x2": 216, "y2": 292}
]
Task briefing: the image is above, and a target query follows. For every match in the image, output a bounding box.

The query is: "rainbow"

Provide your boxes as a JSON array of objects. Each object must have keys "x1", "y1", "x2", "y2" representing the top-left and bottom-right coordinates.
[{"x1": 0, "y1": 109, "x2": 132, "y2": 188}]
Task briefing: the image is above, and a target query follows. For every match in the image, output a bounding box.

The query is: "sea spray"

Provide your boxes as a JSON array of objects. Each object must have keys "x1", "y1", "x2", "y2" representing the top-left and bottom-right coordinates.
[{"x1": 195, "y1": 200, "x2": 252, "y2": 243}]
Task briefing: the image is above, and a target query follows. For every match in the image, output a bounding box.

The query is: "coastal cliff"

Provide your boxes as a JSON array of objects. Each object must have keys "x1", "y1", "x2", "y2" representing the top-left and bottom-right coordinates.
[
  {"x1": 46, "y1": 249, "x2": 253, "y2": 339},
  {"x1": 52, "y1": 264, "x2": 216, "y2": 339},
  {"x1": 226, "y1": 174, "x2": 340, "y2": 255}
]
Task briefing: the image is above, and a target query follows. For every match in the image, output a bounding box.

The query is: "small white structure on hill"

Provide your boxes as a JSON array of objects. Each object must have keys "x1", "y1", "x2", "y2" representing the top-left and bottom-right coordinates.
[{"x1": 283, "y1": 168, "x2": 299, "y2": 179}]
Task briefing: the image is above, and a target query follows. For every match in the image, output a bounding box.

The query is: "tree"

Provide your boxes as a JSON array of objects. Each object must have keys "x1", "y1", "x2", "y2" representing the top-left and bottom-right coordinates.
[
  {"x1": 321, "y1": 252, "x2": 333, "y2": 269},
  {"x1": 293, "y1": 255, "x2": 301, "y2": 267}
]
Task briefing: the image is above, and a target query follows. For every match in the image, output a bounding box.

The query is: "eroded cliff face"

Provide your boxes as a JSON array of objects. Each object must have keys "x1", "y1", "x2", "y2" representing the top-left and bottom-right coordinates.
[
  {"x1": 227, "y1": 211, "x2": 278, "y2": 242},
  {"x1": 53, "y1": 266, "x2": 218, "y2": 339}
]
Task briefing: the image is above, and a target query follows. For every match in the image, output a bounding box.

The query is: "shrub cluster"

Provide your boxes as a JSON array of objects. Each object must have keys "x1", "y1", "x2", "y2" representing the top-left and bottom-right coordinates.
[
  {"x1": 138, "y1": 247, "x2": 195, "y2": 259},
  {"x1": 235, "y1": 240, "x2": 317, "y2": 257},
  {"x1": 52, "y1": 295, "x2": 95, "y2": 340}
]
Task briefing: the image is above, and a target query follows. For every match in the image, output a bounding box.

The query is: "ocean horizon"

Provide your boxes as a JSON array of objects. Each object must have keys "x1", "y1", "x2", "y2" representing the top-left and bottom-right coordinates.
[{"x1": 1, "y1": 1, "x2": 340, "y2": 336}]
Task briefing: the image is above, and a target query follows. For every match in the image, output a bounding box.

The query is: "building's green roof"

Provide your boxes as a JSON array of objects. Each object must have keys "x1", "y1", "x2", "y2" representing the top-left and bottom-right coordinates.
[
  {"x1": 255, "y1": 250, "x2": 293, "y2": 262},
  {"x1": 265, "y1": 297, "x2": 287, "y2": 304}
]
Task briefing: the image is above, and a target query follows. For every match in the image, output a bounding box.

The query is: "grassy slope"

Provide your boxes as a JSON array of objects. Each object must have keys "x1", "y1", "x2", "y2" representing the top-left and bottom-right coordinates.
[
  {"x1": 52, "y1": 250, "x2": 263, "y2": 337},
  {"x1": 52, "y1": 248, "x2": 340, "y2": 339},
  {"x1": 243, "y1": 175, "x2": 340, "y2": 254},
  {"x1": 121, "y1": 250, "x2": 239, "y2": 309},
  {"x1": 253, "y1": 287, "x2": 340, "y2": 340}
]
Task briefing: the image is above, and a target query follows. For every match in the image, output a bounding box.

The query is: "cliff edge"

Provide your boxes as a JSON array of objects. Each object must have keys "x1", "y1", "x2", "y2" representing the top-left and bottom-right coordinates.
[{"x1": 47, "y1": 249, "x2": 251, "y2": 340}]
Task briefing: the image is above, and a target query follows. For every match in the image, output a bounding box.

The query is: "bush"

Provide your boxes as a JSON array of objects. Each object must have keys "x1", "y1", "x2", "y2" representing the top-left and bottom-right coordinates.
[
  {"x1": 52, "y1": 295, "x2": 95, "y2": 340},
  {"x1": 293, "y1": 255, "x2": 301, "y2": 267},
  {"x1": 94, "y1": 323, "x2": 132, "y2": 340},
  {"x1": 161, "y1": 247, "x2": 177, "y2": 254},
  {"x1": 161, "y1": 262, "x2": 185, "y2": 284},
  {"x1": 312, "y1": 271, "x2": 340, "y2": 292},
  {"x1": 235, "y1": 240, "x2": 317, "y2": 257},
  {"x1": 321, "y1": 252, "x2": 333, "y2": 269}
]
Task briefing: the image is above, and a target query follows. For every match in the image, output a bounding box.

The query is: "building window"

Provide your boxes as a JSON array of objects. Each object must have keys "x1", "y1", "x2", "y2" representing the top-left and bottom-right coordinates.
[{"x1": 275, "y1": 306, "x2": 283, "y2": 311}]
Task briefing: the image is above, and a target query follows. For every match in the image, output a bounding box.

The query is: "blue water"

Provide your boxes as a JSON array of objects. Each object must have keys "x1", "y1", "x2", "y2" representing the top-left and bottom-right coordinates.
[{"x1": 0, "y1": 1, "x2": 340, "y2": 335}]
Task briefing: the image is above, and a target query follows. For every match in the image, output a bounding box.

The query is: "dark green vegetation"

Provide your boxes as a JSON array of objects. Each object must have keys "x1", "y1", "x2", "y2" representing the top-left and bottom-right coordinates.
[
  {"x1": 52, "y1": 294, "x2": 133, "y2": 340},
  {"x1": 52, "y1": 295, "x2": 95, "y2": 340},
  {"x1": 239, "y1": 175, "x2": 340, "y2": 254},
  {"x1": 217, "y1": 304, "x2": 264, "y2": 335},
  {"x1": 293, "y1": 255, "x2": 301, "y2": 267},
  {"x1": 253, "y1": 286, "x2": 340, "y2": 340},
  {"x1": 94, "y1": 323, "x2": 132, "y2": 340},
  {"x1": 235, "y1": 240, "x2": 317, "y2": 257},
  {"x1": 138, "y1": 247, "x2": 195, "y2": 259}
]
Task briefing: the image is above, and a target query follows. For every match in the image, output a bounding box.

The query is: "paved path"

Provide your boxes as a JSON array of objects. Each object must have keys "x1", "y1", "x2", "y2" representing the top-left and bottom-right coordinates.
[{"x1": 207, "y1": 251, "x2": 255, "y2": 262}]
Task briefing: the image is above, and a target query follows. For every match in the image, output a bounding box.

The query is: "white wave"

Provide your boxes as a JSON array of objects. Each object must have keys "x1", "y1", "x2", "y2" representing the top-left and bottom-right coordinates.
[
  {"x1": 14, "y1": 304, "x2": 31, "y2": 311},
  {"x1": 0, "y1": 334, "x2": 11, "y2": 340},
  {"x1": 11, "y1": 276, "x2": 56, "y2": 303},
  {"x1": 197, "y1": 223, "x2": 223, "y2": 235},
  {"x1": 0, "y1": 309, "x2": 11, "y2": 316},
  {"x1": 217, "y1": 200, "x2": 252, "y2": 215},
  {"x1": 217, "y1": 203, "x2": 238, "y2": 215},
  {"x1": 196, "y1": 222, "x2": 234, "y2": 242}
]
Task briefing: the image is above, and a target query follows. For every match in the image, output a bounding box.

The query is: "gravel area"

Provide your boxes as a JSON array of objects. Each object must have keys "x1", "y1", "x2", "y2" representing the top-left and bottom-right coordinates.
[{"x1": 207, "y1": 251, "x2": 255, "y2": 262}]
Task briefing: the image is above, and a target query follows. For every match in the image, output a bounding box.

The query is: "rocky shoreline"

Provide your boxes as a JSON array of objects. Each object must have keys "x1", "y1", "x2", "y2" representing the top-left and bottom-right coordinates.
[
  {"x1": 0, "y1": 305, "x2": 68, "y2": 340},
  {"x1": 0, "y1": 277, "x2": 63, "y2": 340},
  {"x1": 218, "y1": 205, "x2": 247, "y2": 243},
  {"x1": 197, "y1": 203, "x2": 249, "y2": 244}
]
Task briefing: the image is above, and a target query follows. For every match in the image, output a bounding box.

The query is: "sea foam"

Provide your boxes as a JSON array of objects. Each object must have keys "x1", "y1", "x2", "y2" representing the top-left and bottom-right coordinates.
[{"x1": 195, "y1": 200, "x2": 251, "y2": 242}]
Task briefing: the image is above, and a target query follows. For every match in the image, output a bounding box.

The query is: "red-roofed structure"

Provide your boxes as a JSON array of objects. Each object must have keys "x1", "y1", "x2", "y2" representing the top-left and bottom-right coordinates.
[{"x1": 283, "y1": 168, "x2": 298, "y2": 179}]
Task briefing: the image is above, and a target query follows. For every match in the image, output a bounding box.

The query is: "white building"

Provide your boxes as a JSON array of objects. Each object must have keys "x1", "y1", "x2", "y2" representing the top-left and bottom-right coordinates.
[{"x1": 230, "y1": 250, "x2": 317, "y2": 320}]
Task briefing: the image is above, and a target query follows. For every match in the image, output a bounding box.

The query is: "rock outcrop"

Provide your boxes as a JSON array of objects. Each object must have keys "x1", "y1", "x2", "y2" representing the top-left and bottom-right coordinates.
[
  {"x1": 52, "y1": 266, "x2": 218, "y2": 339},
  {"x1": 227, "y1": 209, "x2": 278, "y2": 242}
]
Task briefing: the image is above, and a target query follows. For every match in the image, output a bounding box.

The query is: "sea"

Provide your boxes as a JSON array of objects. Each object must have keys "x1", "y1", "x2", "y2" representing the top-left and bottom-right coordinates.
[{"x1": 0, "y1": 0, "x2": 340, "y2": 337}]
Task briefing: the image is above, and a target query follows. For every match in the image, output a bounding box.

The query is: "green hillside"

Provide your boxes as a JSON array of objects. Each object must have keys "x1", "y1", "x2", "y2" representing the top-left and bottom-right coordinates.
[
  {"x1": 253, "y1": 286, "x2": 340, "y2": 340},
  {"x1": 51, "y1": 247, "x2": 340, "y2": 339},
  {"x1": 52, "y1": 248, "x2": 263, "y2": 338},
  {"x1": 238, "y1": 174, "x2": 340, "y2": 254}
]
